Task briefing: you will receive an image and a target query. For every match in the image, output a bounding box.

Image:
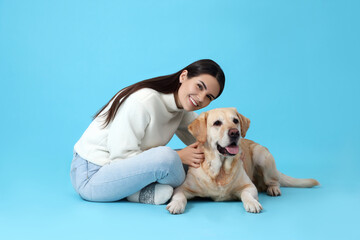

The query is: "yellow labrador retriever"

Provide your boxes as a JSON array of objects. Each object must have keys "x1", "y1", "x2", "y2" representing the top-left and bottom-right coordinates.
[{"x1": 167, "y1": 108, "x2": 319, "y2": 214}]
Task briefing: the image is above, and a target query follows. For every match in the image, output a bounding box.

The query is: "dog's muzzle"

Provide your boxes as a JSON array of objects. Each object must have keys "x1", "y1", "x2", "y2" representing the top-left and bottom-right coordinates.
[
  {"x1": 217, "y1": 142, "x2": 239, "y2": 156},
  {"x1": 217, "y1": 128, "x2": 240, "y2": 156}
]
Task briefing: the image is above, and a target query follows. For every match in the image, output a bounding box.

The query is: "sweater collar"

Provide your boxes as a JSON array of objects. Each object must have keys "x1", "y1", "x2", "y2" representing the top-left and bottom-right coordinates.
[{"x1": 161, "y1": 92, "x2": 184, "y2": 113}]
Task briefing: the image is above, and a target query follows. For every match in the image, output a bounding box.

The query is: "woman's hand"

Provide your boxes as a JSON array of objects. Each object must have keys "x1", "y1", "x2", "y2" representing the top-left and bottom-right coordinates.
[{"x1": 176, "y1": 142, "x2": 204, "y2": 168}]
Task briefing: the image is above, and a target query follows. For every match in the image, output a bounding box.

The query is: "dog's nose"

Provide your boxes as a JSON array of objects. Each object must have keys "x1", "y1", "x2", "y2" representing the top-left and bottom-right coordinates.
[{"x1": 228, "y1": 128, "x2": 240, "y2": 139}]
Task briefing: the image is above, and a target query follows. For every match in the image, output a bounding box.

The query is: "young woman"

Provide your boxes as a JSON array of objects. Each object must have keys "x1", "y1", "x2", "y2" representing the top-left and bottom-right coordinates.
[{"x1": 70, "y1": 59, "x2": 225, "y2": 204}]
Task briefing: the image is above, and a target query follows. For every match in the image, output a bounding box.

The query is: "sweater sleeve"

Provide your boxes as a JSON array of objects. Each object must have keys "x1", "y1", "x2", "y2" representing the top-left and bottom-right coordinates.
[
  {"x1": 107, "y1": 98, "x2": 150, "y2": 161},
  {"x1": 175, "y1": 111, "x2": 198, "y2": 146}
]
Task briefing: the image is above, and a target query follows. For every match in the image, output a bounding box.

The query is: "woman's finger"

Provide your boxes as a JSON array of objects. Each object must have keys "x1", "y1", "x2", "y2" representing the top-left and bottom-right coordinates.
[
  {"x1": 192, "y1": 159, "x2": 200, "y2": 164},
  {"x1": 192, "y1": 162, "x2": 201, "y2": 168},
  {"x1": 194, "y1": 153, "x2": 204, "y2": 159},
  {"x1": 193, "y1": 157, "x2": 204, "y2": 164},
  {"x1": 194, "y1": 148, "x2": 204, "y2": 154}
]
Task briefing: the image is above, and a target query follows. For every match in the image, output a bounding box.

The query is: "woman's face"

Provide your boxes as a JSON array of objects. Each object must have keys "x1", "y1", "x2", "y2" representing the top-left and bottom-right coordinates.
[{"x1": 175, "y1": 70, "x2": 221, "y2": 111}]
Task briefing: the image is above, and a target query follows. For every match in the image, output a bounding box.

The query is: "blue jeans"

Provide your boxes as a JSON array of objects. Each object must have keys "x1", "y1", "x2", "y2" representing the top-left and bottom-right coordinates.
[{"x1": 70, "y1": 146, "x2": 186, "y2": 202}]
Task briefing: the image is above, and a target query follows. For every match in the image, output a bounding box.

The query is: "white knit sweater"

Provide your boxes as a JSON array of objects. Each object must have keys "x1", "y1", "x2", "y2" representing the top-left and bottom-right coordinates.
[{"x1": 74, "y1": 88, "x2": 198, "y2": 166}]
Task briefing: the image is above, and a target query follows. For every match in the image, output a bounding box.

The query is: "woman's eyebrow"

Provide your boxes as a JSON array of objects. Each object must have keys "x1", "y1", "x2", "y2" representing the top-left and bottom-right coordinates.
[{"x1": 200, "y1": 81, "x2": 215, "y2": 99}]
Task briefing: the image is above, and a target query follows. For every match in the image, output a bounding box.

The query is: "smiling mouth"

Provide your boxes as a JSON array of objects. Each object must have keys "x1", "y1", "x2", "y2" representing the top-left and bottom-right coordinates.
[
  {"x1": 217, "y1": 142, "x2": 239, "y2": 156},
  {"x1": 189, "y1": 96, "x2": 199, "y2": 107}
]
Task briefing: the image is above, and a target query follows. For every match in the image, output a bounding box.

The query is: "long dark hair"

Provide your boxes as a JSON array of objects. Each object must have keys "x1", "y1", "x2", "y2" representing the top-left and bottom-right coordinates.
[{"x1": 94, "y1": 59, "x2": 225, "y2": 127}]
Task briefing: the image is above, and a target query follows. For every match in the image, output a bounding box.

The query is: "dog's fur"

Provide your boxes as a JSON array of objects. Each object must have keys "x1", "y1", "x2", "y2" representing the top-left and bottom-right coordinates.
[{"x1": 167, "y1": 108, "x2": 319, "y2": 214}]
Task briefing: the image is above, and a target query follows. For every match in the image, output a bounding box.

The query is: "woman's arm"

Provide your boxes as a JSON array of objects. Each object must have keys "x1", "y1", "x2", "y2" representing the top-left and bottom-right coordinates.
[
  {"x1": 107, "y1": 98, "x2": 150, "y2": 161},
  {"x1": 176, "y1": 111, "x2": 205, "y2": 167},
  {"x1": 175, "y1": 111, "x2": 198, "y2": 145}
]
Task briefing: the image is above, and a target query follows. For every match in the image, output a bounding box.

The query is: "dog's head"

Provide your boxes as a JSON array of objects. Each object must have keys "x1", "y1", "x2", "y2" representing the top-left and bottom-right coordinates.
[{"x1": 188, "y1": 108, "x2": 250, "y2": 157}]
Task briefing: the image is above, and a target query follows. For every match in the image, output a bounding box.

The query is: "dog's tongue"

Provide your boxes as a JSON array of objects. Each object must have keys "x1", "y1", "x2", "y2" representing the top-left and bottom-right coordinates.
[{"x1": 225, "y1": 145, "x2": 239, "y2": 155}]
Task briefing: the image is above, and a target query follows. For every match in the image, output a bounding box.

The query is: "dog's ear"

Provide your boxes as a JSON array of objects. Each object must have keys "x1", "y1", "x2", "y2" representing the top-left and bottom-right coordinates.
[
  {"x1": 237, "y1": 112, "x2": 250, "y2": 138},
  {"x1": 188, "y1": 112, "x2": 208, "y2": 143}
]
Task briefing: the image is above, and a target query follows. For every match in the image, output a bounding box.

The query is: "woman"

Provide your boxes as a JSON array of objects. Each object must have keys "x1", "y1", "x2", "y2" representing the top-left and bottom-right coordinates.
[{"x1": 70, "y1": 59, "x2": 225, "y2": 204}]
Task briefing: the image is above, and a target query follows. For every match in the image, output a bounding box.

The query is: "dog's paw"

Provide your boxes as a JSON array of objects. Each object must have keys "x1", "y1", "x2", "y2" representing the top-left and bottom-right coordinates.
[
  {"x1": 267, "y1": 186, "x2": 281, "y2": 196},
  {"x1": 166, "y1": 200, "x2": 186, "y2": 214},
  {"x1": 243, "y1": 199, "x2": 263, "y2": 213}
]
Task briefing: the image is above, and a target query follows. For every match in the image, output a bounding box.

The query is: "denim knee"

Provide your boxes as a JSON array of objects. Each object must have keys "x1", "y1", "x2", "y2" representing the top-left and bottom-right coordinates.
[
  {"x1": 70, "y1": 152, "x2": 101, "y2": 201},
  {"x1": 151, "y1": 146, "x2": 185, "y2": 186},
  {"x1": 152, "y1": 146, "x2": 181, "y2": 169}
]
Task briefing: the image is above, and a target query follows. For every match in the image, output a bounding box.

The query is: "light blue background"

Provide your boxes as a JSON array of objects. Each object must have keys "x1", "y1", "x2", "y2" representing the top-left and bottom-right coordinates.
[{"x1": 1, "y1": 0, "x2": 359, "y2": 239}]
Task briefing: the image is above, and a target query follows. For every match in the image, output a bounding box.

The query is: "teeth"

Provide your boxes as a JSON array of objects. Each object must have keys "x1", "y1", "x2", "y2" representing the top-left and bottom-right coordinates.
[{"x1": 190, "y1": 97, "x2": 198, "y2": 106}]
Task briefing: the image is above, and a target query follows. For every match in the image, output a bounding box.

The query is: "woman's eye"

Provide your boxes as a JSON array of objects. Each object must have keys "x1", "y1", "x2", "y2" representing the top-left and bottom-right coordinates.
[
  {"x1": 213, "y1": 120, "x2": 222, "y2": 126},
  {"x1": 233, "y1": 118, "x2": 239, "y2": 124},
  {"x1": 207, "y1": 95, "x2": 212, "y2": 100},
  {"x1": 197, "y1": 84, "x2": 203, "y2": 90}
]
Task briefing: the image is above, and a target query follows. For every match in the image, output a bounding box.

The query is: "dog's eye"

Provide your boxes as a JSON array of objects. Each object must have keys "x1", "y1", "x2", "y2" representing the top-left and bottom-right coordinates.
[
  {"x1": 233, "y1": 118, "x2": 239, "y2": 124},
  {"x1": 213, "y1": 120, "x2": 222, "y2": 126}
]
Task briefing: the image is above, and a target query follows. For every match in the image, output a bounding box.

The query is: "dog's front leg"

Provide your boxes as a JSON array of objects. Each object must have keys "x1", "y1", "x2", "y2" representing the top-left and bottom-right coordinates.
[
  {"x1": 166, "y1": 186, "x2": 190, "y2": 214},
  {"x1": 237, "y1": 184, "x2": 263, "y2": 213}
]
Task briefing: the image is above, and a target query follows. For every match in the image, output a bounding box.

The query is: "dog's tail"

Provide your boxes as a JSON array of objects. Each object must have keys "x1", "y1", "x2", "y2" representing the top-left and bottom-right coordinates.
[{"x1": 278, "y1": 171, "x2": 320, "y2": 188}]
